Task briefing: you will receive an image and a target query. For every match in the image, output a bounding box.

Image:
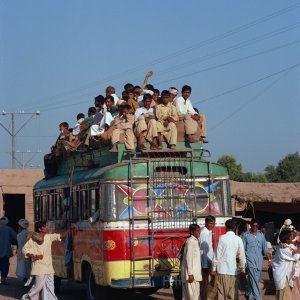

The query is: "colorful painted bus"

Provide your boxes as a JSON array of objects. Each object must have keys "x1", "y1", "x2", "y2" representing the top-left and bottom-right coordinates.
[{"x1": 33, "y1": 142, "x2": 231, "y2": 299}]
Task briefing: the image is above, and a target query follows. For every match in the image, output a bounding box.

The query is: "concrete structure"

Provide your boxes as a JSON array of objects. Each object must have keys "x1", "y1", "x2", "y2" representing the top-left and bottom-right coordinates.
[{"x1": 0, "y1": 169, "x2": 44, "y2": 231}]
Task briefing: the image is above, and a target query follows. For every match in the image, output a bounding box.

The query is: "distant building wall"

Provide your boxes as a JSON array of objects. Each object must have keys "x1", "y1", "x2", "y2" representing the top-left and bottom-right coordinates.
[{"x1": 0, "y1": 169, "x2": 44, "y2": 230}]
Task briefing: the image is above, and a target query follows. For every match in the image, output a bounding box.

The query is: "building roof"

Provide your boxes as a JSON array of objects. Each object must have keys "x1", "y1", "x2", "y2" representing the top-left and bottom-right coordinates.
[{"x1": 230, "y1": 180, "x2": 300, "y2": 203}]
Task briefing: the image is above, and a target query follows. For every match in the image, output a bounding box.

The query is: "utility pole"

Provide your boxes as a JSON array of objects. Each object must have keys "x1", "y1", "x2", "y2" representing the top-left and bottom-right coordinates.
[
  {"x1": 0, "y1": 111, "x2": 40, "y2": 169},
  {"x1": 13, "y1": 150, "x2": 42, "y2": 169}
]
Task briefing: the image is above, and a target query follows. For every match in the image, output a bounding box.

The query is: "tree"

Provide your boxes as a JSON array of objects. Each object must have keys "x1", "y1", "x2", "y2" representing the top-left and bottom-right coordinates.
[
  {"x1": 217, "y1": 155, "x2": 243, "y2": 181},
  {"x1": 265, "y1": 165, "x2": 279, "y2": 182},
  {"x1": 276, "y1": 152, "x2": 300, "y2": 182},
  {"x1": 265, "y1": 152, "x2": 300, "y2": 182},
  {"x1": 242, "y1": 172, "x2": 267, "y2": 183}
]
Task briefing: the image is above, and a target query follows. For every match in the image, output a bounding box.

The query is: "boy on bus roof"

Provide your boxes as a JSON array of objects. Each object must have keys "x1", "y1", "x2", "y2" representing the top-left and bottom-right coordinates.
[
  {"x1": 110, "y1": 104, "x2": 135, "y2": 152},
  {"x1": 156, "y1": 91, "x2": 178, "y2": 150},
  {"x1": 134, "y1": 93, "x2": 159, "y2": 151},
  {"x1": 175, "y1": 85, "x2": 207, "y2": 143}
]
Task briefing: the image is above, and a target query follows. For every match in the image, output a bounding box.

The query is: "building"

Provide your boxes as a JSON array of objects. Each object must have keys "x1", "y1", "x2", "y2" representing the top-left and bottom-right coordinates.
[
  {"x1": 0, "y1": 169, "x2": 44, "y2": 232},
  {"x1": 231, "y1": 180, "x2": 300, "y2": 242}
]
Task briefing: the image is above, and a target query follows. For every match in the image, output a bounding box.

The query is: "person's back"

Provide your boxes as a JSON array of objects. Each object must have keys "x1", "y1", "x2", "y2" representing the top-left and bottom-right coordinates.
[
  {"x1": 272, "y1": 229, "x2": 297, "y2": 299},
  {"x1": 0, "y1": 217, "x2": 17, "y2": 284},
  {"x1": 212, "y1": 219, "x2": 245, "y2": 300},
  {"x1": 215, "y1": 231, "x2": 245, "y2": 275},
  {"x1": 0, "y1": 221, "x2": 17, "y2": 258}
]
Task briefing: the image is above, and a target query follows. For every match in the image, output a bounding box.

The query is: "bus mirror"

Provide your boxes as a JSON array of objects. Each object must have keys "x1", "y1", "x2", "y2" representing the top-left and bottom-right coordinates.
[{"x1": 89, "y1": 210, "x2": 99, "y2": 224}]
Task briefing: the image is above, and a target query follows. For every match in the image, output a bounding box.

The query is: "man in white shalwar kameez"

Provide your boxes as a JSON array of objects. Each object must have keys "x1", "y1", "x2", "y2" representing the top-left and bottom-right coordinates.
[
  {"x1": 21, "y1": 222, "x2": 68, "y2": 300},
  {"x1": 273, "y1": 229, "x2": 299, "y2": 300},
  {"x1": 181, "y1": 224, "x2": 202, "y2": 300}
]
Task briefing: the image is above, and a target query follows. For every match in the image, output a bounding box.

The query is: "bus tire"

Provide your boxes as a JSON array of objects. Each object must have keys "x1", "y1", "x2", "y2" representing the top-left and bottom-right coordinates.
[
  {"x1": 54, "y1": 276, "x2": 61, "y2": 293},
  {"x1": 85, "y1": 265, "x2": 96, "y2": 300}
]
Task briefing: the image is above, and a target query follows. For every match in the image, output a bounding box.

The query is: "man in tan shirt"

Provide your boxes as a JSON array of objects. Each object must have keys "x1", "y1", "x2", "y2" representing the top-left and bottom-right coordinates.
[
  {"x1": 21, "y1": 222, "x2": 69, "y2": 300},
  {"x1": 156, "y1": 92, "x2": 178, "y2": 149},
  {"x1": 134, "y1": 94, "x2": 159, "y2": 150},
  {"x1": 110, "y1": 104, "x2": 135, "y2": 152}
]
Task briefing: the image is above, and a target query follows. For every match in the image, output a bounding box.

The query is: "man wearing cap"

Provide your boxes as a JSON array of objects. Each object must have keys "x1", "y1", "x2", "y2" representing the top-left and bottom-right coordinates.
[
  {"x1": 277, "y1": 219, "x2": 297, "y2": 243},
  {"x1": 21, "y1": 222, "x2": 70, "y2": 300},
  {"x1": 168, "y1": 87, "x2": 178, "y2": 105},
  {"x1": 16, "y1": 219, "x2": 31, "y2": 285},
  {"x1": 175, "y1": 85, "x2": 207, "y2": 143},
  {"x1": 0, "y1": 216, "x2": 17, "y2": 285}
]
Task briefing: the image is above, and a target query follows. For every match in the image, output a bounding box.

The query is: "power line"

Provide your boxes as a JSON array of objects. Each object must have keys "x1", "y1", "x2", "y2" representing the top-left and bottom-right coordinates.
[
  {"x1": 193, "y1": 62, "x2": 300, "y2": 105},
  {"x1": 210, "y1": 67, "x2": 295, "y2": 131},
  {"x1": 155, "y1": 39, "x2": 300, "y2": 85},
  {"x1": 29, "y1": 38, "x2": 300, "y2": 113},
  {"x1": 15, "y1": 4, "x2": 299, "y2": 112},
  {"x1": 153, "y1": 22, "x2": 300, "y2": 79}
]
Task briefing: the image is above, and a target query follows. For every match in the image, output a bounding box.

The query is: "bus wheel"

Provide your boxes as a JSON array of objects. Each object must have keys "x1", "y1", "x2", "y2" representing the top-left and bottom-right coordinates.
[
  {"x1": 85, "y1": 265, "x2": 96, "y2": 300},
  {"x1": 54, "y1": 276, "x2": 61, "y2": 293}
]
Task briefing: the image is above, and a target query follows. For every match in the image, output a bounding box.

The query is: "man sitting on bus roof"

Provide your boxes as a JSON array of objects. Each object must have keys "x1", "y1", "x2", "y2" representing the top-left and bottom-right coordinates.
[
  {"x1": 83, "y1": 95, "x2": 105, "y2": 147},
  {"x1": 110, "y1": 104, "x2": 134, "y2": 152},
  {"x1": 175, "y1": 85, "x2": 207, "y2": 143},
  {"x1": 51, "y1": 122, "x2": 73, "y2": 157},
  {"x1": 134, "y1": 93, "x2": 159, "y2": 151},
  {"x1": 105, "y1": 85, "x2": 119, "y2": 106},
  {"x1": 156, "y1": 91, "x2": 178, "y2": 150}
]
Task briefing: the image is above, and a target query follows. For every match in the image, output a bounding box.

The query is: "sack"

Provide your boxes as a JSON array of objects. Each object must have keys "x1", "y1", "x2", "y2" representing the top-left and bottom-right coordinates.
[{"x1": 177, "y1": 241, "x2": 186, "y2": 262}]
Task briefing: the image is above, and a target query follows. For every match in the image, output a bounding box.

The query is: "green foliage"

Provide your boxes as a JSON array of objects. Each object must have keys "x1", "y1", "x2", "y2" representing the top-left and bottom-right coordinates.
[
  {"x1": 265, "y1": 152, "x2": 300, "y2": 182},
  {"x1": 217, "y1": 155, "x2": 243, "y2": 181},
  {"x1": 242, "y1": 172, "x2": 267, "y2": 183},
  {"x1": 218, "y1": 152, "x2": 300, "y2": 183},
  {"x1": 264, "y1": 165, "x2": 279, "y2": 182}
]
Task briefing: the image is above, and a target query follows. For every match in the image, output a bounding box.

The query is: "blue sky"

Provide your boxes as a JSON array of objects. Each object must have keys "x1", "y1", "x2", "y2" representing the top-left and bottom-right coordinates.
[{"x1": 0, "y1": 0, "x2": 299, "y2": 172}]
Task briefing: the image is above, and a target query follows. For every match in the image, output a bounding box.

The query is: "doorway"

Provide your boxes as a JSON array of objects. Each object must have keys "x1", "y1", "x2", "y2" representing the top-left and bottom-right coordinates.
[{"x1": 3, "y1": 194, "x2": 25, "y2": 233}]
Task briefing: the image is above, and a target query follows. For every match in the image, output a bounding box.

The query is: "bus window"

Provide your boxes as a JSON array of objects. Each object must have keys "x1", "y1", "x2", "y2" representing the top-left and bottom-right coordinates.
[
  {"x1": 56, "y1": 191, "x2": 64, "y2": 220},
  {"x1": 209, "y1": 180, "x2": 224, "y2": 216},
  {"x1": 42, "y1": 193, "x2": 47, "y2": 222},
  {"x1": 52, "y1": 190, "x2": 57, "y2": 220},
  {"x1": 79, "y1": 188, "x2": 89, "y2": 220},
  {"x1": 47, "y1": 194, "x2": 52, "y2": 220},
  {"x1": 100, "y1": 184, "x2": 116, "y2": 220},
  {"x1": 223, "y1": 180, "x2": 232, "y2": 216},
  {"x1": 34, "y1": 193, "x2": 41, "y2": 221},
  {"x1": 194, "y1": 183, "x2": 209, "y2": 215},
  {"x1": 71, "y1": 187, "x2": 79, "y2": 221},
  {"x1": 90, "y1": 189, "x2": 96, "y2": 215}
]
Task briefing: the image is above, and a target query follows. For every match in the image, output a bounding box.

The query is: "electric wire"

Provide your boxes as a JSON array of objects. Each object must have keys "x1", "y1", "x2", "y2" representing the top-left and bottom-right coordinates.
[{"x1": 12, "y1": 4, "x2": 299, "y2": 112}]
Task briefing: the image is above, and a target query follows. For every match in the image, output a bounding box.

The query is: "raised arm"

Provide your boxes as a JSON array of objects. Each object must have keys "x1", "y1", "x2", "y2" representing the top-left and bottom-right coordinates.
[{"x1": 142, "y1": 71, "x2": 153, "y2": 89}]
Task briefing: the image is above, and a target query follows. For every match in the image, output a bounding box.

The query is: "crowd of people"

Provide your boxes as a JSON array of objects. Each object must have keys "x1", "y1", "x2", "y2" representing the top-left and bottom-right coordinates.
[
  {"x1": 51, "y1": 71, "x2": 208, "y2": 157},
  {"x1": 1, "y1": 214, "x2": 299, "y2": 300},
  {"x1": 181, "y1": 217, "x2": 300, "y2": 300}
]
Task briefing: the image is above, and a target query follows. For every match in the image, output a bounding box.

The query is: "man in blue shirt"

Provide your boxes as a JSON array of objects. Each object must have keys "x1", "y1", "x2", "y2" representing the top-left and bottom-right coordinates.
[{"x1": 242, "y1": 218, "x2": 272, "y2": 300}]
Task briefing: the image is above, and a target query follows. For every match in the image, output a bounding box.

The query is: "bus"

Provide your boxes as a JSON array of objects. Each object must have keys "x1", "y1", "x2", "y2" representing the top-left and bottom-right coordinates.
[{"x1": 33, "y1": 141, "x2": 231, "y2": 299}]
